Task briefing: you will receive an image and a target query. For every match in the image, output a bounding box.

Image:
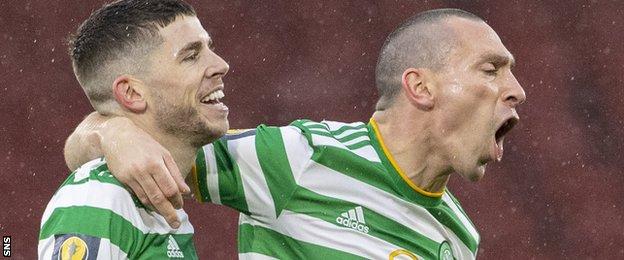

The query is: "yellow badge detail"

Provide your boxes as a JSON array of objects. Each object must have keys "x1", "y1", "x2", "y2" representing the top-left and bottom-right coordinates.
[
  {"x1": 59, "y1": 236, "x2": 88, "y2": 260},
  {"x1": 389, "y1": 249, "x2": 418, "y2": 260},
  {"x1": 227, "y1": 129, "x2": 252, "y2": 135}
]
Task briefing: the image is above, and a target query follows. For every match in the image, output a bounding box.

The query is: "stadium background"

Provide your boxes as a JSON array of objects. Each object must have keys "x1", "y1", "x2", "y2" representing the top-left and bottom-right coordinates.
[{"x1": 1, "y1": 0, "x2": 623, "y2": 258}]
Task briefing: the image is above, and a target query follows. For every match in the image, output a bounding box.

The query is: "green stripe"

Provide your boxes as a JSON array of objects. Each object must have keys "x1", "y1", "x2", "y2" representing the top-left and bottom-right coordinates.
[
  {"x1": 335, "y1": 131, "x2": 369, "y2": 143},
  {"x1": 255, "y1": 125, "x2": 299, "y2": 216},
  {"x1": 328, "y1": 123, "x2": 367, "y2": 136},
  {"x1": 427, "y1": 202, "x2": 478, "y2": 253},
  {"x1": 308, "y1": 129, "x2": 369, "y2": 144},
  {"x1": 311, "y1": 146, "x2": 389, "y2": 191},
  {"x1": 40, "y1": 206, "x2": 197, "y2": 259},
  {"x1": 310, "y1": 129, "x2": 333, "y2": 137},
  {"x1": 287, "y1": 188, "x2": 439, "y2": 259},
  {"x1": 345, "y1": 140, "x2": 372, "y2": 150},
  {"x1": 238, "y1": 223, "x2": 363, "y2": 259},
  {"x1": 60, "y1": 160, "x2": 123, "y2": 189},
  {"x1": 194, "y1": 147, "x2": 211, "y2": 203},
  {"x1": 214, "y1": 139, "x2": 250, "y2": 215},
  {"x1": 303, "y1": 123, "x2": 330, "y2": 131},
  {"x1": 446, "y1": 191, "x2": 477, "y2": 230},
  {"x1": 58, "y1": 161, "x2": 143, "y2": 208}
]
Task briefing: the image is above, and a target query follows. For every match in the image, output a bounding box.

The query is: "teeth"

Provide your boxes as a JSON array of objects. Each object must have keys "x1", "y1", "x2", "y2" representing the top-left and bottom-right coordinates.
[{"x1": 201, "y1": 90, "x2": 225, "y2": 103}]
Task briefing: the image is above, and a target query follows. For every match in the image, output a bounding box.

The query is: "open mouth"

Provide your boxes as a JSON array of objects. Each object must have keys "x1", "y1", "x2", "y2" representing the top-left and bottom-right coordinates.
[
  {"x1": 491, "y1": 116, "x2": 519, "y2": 162},
  {"x1": 200, "y1": 89, "x2": 225, "y2": 105},
  {"x1": 495, "y1": 117, "x2": 518, "y2": 143}
]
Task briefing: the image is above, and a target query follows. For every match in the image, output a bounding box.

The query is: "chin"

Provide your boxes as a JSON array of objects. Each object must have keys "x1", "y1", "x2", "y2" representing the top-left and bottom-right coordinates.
[
  {"x1": 457, "y1": 164, "x2": 486, "y2": 182},
  {"x1": 210, "y1": 119, "x2": 229, "y2": 137}
]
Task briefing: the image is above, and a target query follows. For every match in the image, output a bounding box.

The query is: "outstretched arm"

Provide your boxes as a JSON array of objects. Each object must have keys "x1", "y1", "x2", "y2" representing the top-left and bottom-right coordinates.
[{"x1": 63, "y1": 112, "x2": 190, "y2": 228}]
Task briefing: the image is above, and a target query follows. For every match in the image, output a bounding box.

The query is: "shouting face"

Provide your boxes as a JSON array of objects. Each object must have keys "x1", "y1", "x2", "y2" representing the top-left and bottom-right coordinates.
[{"x1": 431, "y1": 17, "x2": 526, "y2": 181}]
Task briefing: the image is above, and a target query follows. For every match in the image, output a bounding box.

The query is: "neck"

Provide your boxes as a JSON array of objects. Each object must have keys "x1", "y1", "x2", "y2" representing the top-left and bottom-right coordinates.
[
  {"x1": 154, "y1": 134, "x2": 197, "y2": 179},
  {"x1": 372, "y1": 107, "x2": 453, "y2": 194},
  {"x1": 131, "y1": 117, "x2": 197, "y2": 179}
]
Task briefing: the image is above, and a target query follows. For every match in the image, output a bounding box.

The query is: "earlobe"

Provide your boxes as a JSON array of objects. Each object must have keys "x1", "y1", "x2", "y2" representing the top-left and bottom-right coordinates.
[
  {"x1": 112, "y1": 76, "x2": 147, "y2": 113},
  {"x1": 401, "y1": 69, "x2": 434, "y2": 111}
]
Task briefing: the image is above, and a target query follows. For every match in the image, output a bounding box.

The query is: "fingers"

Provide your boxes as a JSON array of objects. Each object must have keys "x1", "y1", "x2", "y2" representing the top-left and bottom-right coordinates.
[
  {"x1": 163, "y1": 154, "x2": 191, "y2": 195},
  {"x1": 153, "y1": 157, "x2": 184, "y2": 210},
  {"x1": 126, "y1": 179, "x2": 150, "y2": 208},
  {"x1": 138, "y1": 173, "x2": 181, "y2": 228}
]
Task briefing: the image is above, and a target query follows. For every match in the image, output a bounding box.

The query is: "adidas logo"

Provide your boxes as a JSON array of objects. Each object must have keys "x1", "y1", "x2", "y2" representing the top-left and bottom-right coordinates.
[
  {"x1": 335, "y1": 206, "x2": 370, "y2": 234},
  {"x1": 166, "y1": 235, "x2": 184, "y2": 258}
]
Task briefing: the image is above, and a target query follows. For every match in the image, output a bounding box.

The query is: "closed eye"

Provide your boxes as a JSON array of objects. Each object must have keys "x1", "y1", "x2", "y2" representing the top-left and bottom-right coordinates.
[
  {"x1": 182, "y1": 51, "x2": 200, "y2": 62},
  {"x1": 482, "y1": 63, "x2": 499, "y2": 76},
  {"x1": 484, "y1": 68, "x2": 498, "y2": 76}
]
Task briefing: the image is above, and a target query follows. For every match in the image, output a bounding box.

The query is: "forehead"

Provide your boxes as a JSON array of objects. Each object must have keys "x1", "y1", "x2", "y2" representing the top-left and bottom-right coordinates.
[
  {"x1": 158, "y1": 15, "x2": 210, "y2": 51},
  {"x1": 446, "y1": 18, "x2": 514, "y2": 64}
]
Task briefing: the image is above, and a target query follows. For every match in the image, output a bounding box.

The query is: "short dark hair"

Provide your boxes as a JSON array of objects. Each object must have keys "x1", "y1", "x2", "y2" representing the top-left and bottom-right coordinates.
[
  {"x1": 68, "y1": 0, "x2": 196, "y2": 113},
  {"x1": 374, "y1": 8, "x2": 483, "y2": 110}
]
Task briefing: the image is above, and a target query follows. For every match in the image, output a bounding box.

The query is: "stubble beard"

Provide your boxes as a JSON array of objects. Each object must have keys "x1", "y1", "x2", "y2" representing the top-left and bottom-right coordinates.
[{"x1": 153, "y1": 96, "x2": 221, "y2": 148}]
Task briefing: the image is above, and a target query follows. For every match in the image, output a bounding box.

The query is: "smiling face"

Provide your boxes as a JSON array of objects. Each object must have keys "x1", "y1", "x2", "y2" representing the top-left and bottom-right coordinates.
[
  {"x1": 431, "y1": 17, "x2": 526, "y2": 181},
  {"x1": 143, "y1": 15, "x2": 229, "y2": 147}
]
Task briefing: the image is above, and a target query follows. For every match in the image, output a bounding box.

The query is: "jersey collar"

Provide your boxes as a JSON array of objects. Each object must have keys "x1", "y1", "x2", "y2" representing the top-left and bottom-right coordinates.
[{"x1": 367, "y1": 118, "x2": 443, "y2": 207}]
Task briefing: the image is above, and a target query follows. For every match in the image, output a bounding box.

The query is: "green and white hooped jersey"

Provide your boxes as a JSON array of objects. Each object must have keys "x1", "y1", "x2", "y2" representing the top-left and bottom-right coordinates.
[
  {"x1": 39, "y1": 158, "x2": 198, "y2": 259},
  {"x1": 192, "y1": 119, "x2": 480, "y2": 259}
]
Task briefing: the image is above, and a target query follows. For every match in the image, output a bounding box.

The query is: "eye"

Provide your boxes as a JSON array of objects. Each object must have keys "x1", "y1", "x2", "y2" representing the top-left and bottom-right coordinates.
[
  {"x1": 481, "y1": 63, "x2": 498, "y2": 76},
  {"x1": 182, "y1": 52, "x2": 200, "y2": 62}
]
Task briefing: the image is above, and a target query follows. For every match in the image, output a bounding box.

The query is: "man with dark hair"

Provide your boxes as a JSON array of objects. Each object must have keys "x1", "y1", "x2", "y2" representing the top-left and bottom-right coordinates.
[
  {"x1": 64, "y1": 7, "x2": 525, "y2": 259},
  {"x1": 38, "y1": 0, "x2": 228, "y2": 258}
]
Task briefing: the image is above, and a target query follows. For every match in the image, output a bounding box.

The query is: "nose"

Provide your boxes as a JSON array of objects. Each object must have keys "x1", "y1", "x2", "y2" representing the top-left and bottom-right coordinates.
[
  {"x1": 204, "y1": 50, "x2": 229, "y2": 79},
  {"x1": 502, "y1": 73, "x2": 526, "y2": 108}
]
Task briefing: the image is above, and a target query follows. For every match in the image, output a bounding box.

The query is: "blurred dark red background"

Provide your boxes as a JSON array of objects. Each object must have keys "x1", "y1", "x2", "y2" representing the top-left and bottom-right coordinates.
[{"x1": 1, "y1": 0, "x2": 623, "y2": 259}]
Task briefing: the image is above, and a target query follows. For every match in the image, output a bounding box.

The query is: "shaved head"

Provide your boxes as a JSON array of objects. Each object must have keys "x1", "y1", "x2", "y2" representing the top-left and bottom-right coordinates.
[{"x1": 375, "y1": 8, "x2": 484, "y2": 110}]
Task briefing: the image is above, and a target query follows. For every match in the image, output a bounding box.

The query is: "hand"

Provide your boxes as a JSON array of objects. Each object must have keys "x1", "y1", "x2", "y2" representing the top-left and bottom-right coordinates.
[{"x1": 98, "y1": 117, "x2": 191, "y2": 228}]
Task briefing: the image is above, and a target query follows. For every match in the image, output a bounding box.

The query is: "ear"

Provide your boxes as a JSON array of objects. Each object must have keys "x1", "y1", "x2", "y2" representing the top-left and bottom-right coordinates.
[
  {"x1": 401, "y1": 68, "x2": 434, "y2": 111},
  {"x1": 112, "y1": 75, "x2": 147, "y2": 113}
]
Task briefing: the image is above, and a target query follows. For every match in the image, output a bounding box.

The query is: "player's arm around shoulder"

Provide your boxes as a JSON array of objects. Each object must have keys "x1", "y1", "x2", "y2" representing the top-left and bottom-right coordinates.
[
  {"x1": 38, "y1": 161, "x2": 141, "y2": 259},
  {"x1": 64, "y1": 112, "x2": 189, "y2": 228}
]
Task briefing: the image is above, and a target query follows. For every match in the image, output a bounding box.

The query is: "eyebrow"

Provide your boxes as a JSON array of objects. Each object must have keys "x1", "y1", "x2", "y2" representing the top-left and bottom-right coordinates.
[
  {"x1": 177, "y1": 41, "x2": 203, "y2": 58},
  {"x1": 477, "y1": 52, "x2": 516, "y2": 69}
]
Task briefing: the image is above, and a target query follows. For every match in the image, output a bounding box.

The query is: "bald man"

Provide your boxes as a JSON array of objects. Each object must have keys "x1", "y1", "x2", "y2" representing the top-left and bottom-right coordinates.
[{"x1": 64, "y1": 8, "x2": 525, "y2": 259}]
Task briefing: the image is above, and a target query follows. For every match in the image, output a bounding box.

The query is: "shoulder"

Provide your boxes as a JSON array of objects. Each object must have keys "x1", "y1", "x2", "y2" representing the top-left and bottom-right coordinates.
[
  {"x1": 45, "y1": 158, "x2": 141, "y2": 214},
  {"x1": 289, "y1": 119, "x2": 380, "y2": 162}
]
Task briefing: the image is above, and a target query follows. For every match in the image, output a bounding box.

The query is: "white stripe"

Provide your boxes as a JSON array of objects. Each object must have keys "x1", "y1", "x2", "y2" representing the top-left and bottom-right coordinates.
[
  {"x1": 333, "y1": 128, "x2": 368, "y2": 140},
  {"x1": 95, "y1": 238, "x2": 128, "y2": 259},
  {"x1": 297, "y1": 162, "x2": 447, "y2": 243},
  {"x1": 310, "y1": 134, "x2": 380, "y2": 163},
  {"x1": 280, "y1": 126, "x2": 313, "y2": 181},
  {"x1": 302, "y1": 121, "x2": 329, "y2": 130},
  {"x1": 239, "y1": 212, "x2": 424, "y2": 259},
  {"x1": 239, "y1": 252, "x2": 279, "y2": 260},
  {"x1": 203, "y1": 145, "x2": 221, "y2": 204},
  {"x1": 37, "y1": 237, "x2": 54, "y2": 260},
  {"x1": 322, "y1": 120, "x2": 365, "y2": 132},
  {"x1": 442, "y1": 193, "x2": 480, "y2": 243},
  {"x1": 443, "y1": 226, "x2": 475, "y2": 260},
  {"x1": 350, "y1": 146, "x2": 381, "y2": 162},
  {"x1": 348, "y1": 209, "x2": 357, "y2": 220},
  {"x1": 227, "y1": 136, "x2": 277, "y2": 220},
  {"x1": 355, "y1": 206, "x2": 366, "y2": 224},
  {"x1": 41, "y1": 181, "x2": 193, "y2": 235},
  {"x1": 341, "y1": 135, "x2": 370, "y2": 147},
  {"x1": 73, "y1": 158, "x2": 107, "y2": 182}
]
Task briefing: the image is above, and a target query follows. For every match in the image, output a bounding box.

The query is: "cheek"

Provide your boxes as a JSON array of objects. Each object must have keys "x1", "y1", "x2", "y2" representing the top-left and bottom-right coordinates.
[{"x1": 436, "y1": 83, "x2": 497, "y2": 132}]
